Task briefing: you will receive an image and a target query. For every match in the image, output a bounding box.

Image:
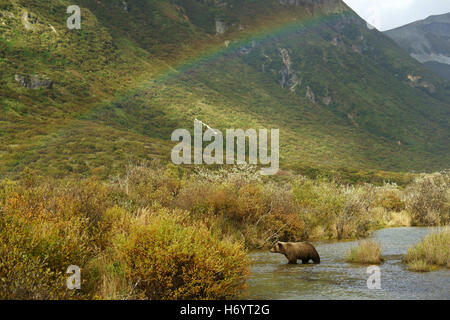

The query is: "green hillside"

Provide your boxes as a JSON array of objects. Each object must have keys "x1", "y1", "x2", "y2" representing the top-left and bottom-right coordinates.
[
  {"x1": 1, "y1": 0, "x2": 449, "y2": 179},
  {"x1": 424, "y1": 61, "x2": 450, "y2": 81}
]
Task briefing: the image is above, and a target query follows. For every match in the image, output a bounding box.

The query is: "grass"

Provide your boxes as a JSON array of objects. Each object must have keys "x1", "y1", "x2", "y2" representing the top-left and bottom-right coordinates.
[
  {"x1": 403, "y1": 227, "x2": 450, "y2": 272},
  {"x1": 346, "y1": 240, "x2": 383, "y2": 265}
]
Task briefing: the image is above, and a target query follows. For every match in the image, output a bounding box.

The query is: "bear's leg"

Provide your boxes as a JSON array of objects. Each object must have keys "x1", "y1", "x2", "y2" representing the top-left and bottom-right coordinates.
[
  {"x1": 288, "y1": 259, "x2": 297, "y2": 264},
  {"x1": 302, "y1": 259, "x2": 310, "y2": 264}
]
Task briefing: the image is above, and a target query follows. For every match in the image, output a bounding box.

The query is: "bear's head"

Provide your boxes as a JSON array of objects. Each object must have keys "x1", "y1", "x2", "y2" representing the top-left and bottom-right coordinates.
[{"x1": 270, "y1": 242, "x2": 286, "y2": 254}]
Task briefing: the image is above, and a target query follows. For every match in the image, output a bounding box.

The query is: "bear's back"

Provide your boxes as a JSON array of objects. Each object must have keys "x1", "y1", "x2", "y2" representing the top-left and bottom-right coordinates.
[{"x1": 290, "y1": 242, "x2": 320, "y2": 261}]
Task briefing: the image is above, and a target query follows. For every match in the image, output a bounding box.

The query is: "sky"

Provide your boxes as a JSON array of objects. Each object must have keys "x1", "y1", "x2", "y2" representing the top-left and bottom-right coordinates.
[{"x1": 343, "y1": 0, "x2": 450, "y2": 31}]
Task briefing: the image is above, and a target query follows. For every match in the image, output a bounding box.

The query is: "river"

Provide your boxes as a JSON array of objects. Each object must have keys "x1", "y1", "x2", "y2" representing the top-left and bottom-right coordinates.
[{"x1": 246, "y1": 227, "x2": 449, "y2": 300}]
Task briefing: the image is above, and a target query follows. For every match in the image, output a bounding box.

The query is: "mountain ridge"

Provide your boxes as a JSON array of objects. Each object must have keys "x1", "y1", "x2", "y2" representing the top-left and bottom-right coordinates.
[{"x1": 384, "y1": 12, "x2": 450, "y2": 80}]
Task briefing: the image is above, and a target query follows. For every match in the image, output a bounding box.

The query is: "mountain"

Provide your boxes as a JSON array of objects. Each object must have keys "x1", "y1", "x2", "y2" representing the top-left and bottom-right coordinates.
[
  {"x1": 1, "y1": 0, "x2": 449, "y2": 179},
  {"x1": 384, "y1": 13, "x2": 450, "y2": 81}
]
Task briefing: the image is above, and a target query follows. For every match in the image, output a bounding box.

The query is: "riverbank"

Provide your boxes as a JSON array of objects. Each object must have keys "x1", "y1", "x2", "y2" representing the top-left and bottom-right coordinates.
[{"x1": 0, "y1": 164, "x2": 448, "y2": 299}]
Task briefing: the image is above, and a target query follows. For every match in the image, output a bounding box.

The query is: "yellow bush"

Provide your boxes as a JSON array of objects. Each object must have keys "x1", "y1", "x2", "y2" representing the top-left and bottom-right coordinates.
[
  {"x1": 0, "y1": 179, "x2": 107, "y2": 299},
  {"x1": 374, "y1": 184, "x2": 405, "y2": 212},
  {"x1": 111, "y1": 207, "x2": 249, "y2": 300},
  {"x1": 403, "y1": 227, "x2": 450, "y2": 272},
  {"x1": 405, "y1": 172, "x2": 449, "y2": 226},
  {"x1": 0, "y1": 206, "x2": 92, "y2": 299},
  {"x1": 387, "y1": 210, "x2": 411, "y2": 227},
  {"x1": 346, "y1": 240, "x2": 383, "y2": 264}
]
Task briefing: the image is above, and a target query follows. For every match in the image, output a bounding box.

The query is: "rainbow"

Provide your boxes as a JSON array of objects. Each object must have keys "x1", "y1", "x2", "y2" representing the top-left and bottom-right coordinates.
[
  {"x1": 151, "y1": 8, "x2": 354, "y2": 84},
  {"x1": 30, "y1": 6, "x2": 355, "y2": 164}
]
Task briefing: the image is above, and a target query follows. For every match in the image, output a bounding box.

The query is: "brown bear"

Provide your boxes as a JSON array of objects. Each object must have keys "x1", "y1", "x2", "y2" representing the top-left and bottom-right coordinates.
[{"x1": 270, "y1": 241, "x2": 320, "y2": 264}]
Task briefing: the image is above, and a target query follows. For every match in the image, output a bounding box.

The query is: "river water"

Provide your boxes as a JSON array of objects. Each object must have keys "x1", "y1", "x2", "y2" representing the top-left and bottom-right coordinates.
[{"x1": 246, "y1": 227, "x2": 449, "y2": 300}]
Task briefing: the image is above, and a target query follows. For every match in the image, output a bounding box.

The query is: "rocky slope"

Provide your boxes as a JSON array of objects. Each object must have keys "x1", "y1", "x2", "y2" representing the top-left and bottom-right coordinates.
[{"x1": 384, "y1": 13, "x2": 450, "y2": 80}]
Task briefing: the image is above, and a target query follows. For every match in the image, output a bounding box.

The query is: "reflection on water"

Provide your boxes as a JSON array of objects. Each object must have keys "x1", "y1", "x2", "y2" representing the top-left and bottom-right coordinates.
[{"x1": 246, "y1": 227, "x2": 449, "y2": 300}]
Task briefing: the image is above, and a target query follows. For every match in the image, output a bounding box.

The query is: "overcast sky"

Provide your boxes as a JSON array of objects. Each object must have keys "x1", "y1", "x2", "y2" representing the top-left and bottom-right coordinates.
[{"x1": 343, "y1": 0, "x2": 450, "y2": 31}]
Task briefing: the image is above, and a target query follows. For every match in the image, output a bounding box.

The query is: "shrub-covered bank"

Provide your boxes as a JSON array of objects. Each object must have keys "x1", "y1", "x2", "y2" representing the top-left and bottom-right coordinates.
[{"x1": 0, "y1": 164, "x2": 448, "y2": 299}]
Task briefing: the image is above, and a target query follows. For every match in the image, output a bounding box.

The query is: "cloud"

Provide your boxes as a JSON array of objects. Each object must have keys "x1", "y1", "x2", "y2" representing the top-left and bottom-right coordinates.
[{"x1": 383, "y1": 0, "x2": 414, "y2": 10}]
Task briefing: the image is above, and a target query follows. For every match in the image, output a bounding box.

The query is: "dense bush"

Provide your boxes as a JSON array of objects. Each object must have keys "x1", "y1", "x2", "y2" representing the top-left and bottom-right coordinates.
[
  {"x1": 108, "y1": 163, "x2": 448, "y2": 246},
  {"x1": 0, "y1": 179, "x2": 97, "y2": 299},
  {"x1": 0, "y1": 171, "x2": 249, "y2": 300},
  {"x1": 404, "y1": 172, "x2": 449, "y2": 226},
  {"x1": 292, "y1": 179, "x2": 376, "y2": 240},
  {"x1": 0, "y1": 164, "x2": 448, "y2": 299},
  {"x1": 110, "y1": 207, "x2": 248, "y2": 300},
  {"x1": 0, "y1": 214, "x2": 67, "y2": 299}
]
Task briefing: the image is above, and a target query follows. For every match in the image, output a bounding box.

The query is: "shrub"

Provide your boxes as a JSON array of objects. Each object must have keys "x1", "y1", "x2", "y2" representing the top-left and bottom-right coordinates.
[
  {"x1": 293, "y1": 179, "x2": 374, "y2": 240},
  {"x1": 374, "y1": 183, "x2": 405, "y2": 212},
  {"x1": 346, "y1": 240, "x2": 383, "y2": 264},
  {"x1": 109, "y1": 161, "x2": 183, "y2": 210},
  {"x1": 175, "y1": 173, "x2": 302, "y2": 248},
  {"x1": 335, "y1": 185, "x2": 375, "y2": 240},
  {"x1": 0, "y1": 195, "x2": 93, "y2": 299},
  {"x1": 0, "y1": 215, "x2": 65, "y2": 299},
  {"x1": 404, "y1": 172, "x2": 450, "y2": 226},
  {"x1": 387, "y1": 210, "x2": 411, "y2": 227},
  {"x1": 403, "y1": 227, "x2": 450, "y2": 272},
  {"x1": 249, "y1": 182, "x2": 302, "y2": 247},
  {"x1": 1, "y1": 164, "x2": 448, "y2": 299},
  {"x1": 293, "y1": 178, "x2": 346, "y2": 239},
  {"x1": 110, "y1": 207, "x2": 249, "y2": 300},
  {"x1": 0, "y1": 177, "x2": 113, "y2": 299}
]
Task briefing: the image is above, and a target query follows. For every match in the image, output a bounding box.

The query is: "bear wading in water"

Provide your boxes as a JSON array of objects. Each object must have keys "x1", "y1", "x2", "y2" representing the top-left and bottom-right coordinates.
[{"x1": 270, "y1": 241, "x2": 320, "y2": 264}]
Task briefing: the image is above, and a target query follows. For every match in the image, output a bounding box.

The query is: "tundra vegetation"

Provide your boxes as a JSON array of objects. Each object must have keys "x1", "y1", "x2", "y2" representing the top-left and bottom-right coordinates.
[{"x1": 0, "y1": 163, "x2": 448, "y2": 299}]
